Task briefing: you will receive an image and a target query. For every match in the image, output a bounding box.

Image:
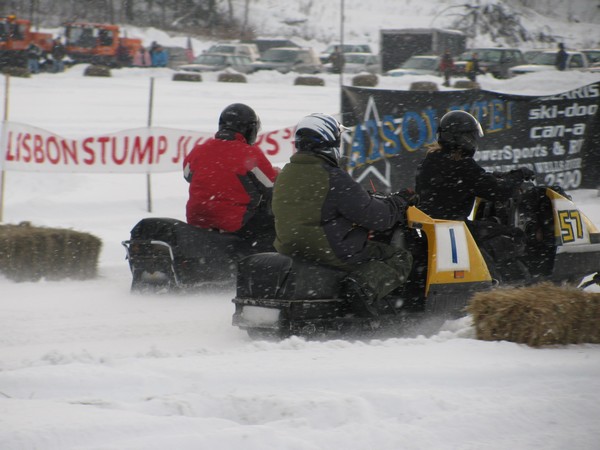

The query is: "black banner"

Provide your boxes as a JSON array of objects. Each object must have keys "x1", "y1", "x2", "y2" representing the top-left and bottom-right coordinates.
[{"x1": 342, "y1": 82, "x2": 600, "y2": 192}]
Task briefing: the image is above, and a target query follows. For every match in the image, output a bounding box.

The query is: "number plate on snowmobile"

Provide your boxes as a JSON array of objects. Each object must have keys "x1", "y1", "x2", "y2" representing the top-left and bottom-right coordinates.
[{"x1": 241, "y1": 306, "x2": 281, "y2": 326}]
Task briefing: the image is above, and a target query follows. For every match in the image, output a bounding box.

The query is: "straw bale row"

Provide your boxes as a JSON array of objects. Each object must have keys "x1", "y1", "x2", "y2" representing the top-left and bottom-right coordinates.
[
  {"x1": 0, "y1": 222, "x2": 102, "y2": 282},
  {"x1": 468, "y1": 282, "x2": 600, "y2": 347}
]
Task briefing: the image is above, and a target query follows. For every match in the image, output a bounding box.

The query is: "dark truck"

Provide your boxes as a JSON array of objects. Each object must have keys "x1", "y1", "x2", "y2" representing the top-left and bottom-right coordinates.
[{"x1": 380, "y1": 28, "x2": 466, "y2": 73}]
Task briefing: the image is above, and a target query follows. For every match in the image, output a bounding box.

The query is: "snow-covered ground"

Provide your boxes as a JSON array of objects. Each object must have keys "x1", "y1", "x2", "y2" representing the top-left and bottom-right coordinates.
[{"x1": 1, "y1": 27, "x2": 600, "y2": 450}]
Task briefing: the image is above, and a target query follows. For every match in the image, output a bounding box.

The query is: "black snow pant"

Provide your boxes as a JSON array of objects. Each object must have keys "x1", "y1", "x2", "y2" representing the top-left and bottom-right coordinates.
[
  {"x1": 235, "y1": 207, "x2": 277, "y2": 254},
  {"x1": 342, "y1": 240, "x2": 413, "y2": 315}
]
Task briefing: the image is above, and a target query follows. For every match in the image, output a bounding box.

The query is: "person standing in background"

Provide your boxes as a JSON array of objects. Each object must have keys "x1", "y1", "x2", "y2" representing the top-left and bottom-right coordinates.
[
  {"x1": 151, "y1": 44, "x2": 169, "y2": 67},
  {"x1": 329, "y1": 45, "x2": 345, "y2": 74},
  {"x1": 51, "y1": 38, "x2": 66, "y2": 73},
  {"x1": 439, "y1": 49, "x2": 454, "y2": 87},
  {"x1": 555, "y1": 43, "x2": 568, "y2": 71},
  {"x1": 466, "y1": 52, "x2": 482, "y2": 82},
  {"x1": 26, "y1": 43, "x2": 42, "y2": 74},
  {"x1": 133, "y1": 47, "x2": 151, "y2": 67}
]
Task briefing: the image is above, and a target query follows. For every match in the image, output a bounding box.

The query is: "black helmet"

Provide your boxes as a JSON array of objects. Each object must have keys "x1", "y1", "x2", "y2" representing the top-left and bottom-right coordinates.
[
  {"x1": 218, "y1": 103, "x2": 261, "y2": 145},
  {"x1": 437, "y1": 110, "x2": 484, "y2": 158},
  {"x1": 294, "y1": 113, "x2": 346, "y2": 164}
]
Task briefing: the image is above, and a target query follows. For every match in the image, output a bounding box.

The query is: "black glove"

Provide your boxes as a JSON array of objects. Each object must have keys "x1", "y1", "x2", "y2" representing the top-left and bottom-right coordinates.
[
  {"x1": 503, "y1": 167, "x2": 536, "y2": 183},
  {"x1": 368, "y1": 191, "x2": 388, "y2": 201},
  {"x1": 391, "y1": 188, "x2": 419, "y2": 207}
]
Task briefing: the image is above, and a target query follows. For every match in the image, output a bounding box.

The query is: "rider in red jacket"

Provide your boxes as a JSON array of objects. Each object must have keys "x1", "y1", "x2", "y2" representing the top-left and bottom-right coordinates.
[{"x1": 183, "y1": 103, "x2": 279, "y2": 251}]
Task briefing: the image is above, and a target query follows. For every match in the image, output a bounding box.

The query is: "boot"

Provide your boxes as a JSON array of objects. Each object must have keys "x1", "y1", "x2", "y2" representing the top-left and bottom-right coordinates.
[{"x1": 342, "y1": 277, "x2": 379, "y2": 317}]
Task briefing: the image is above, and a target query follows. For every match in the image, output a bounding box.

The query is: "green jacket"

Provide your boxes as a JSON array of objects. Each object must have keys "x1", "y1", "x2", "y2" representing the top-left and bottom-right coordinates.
[{"x1": 272, "y1": 152, "x2": 406, "y2": 267}]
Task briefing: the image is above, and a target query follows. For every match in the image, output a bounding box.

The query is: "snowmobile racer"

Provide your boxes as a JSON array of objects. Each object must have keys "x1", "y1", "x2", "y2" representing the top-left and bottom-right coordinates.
[
  {"x1": 271, "y1": 113, "x2": 417, "y2": 317},
  {"x1": 415, "y1": 110, "x2": 535, "y2": 281},
  {"x1": 122, "y1": 104, "x2": 278, "y2": 292},
  {"x1": 184, "y1": 103, "x2": 279, "y2": 254},
  {"x1": 232, "y1": 115, "x2": 600, "y2": 340}
]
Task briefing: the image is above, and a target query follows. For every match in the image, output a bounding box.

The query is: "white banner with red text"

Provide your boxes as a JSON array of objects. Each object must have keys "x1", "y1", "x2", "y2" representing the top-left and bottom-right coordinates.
[{"x1": 0, "y1": 122, "x2": 296, "y2": 173}]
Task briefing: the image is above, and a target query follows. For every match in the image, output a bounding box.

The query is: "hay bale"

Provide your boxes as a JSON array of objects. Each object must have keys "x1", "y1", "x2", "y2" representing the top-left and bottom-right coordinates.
[
  {"x1": 409, "y1": 81, "x2": 438, "y2": 92},
  {"x1": 218, "y1": 72, "x2": 247, "y2": 83},
  {"x1": 453, "y1": 80, "x2": 480, "y2": 90},
  {"x1": 84, "y1": 64, "x2": 111, "y2": 77},
  {"x1": 467, "y1": 282, "x2": 600, "y2": 347},
  {"x1": 352, "y1": 73, "x2": 378, "y2": 87},
  {"x1": 1, "y1": 66, "x2": 31, "y2": 78},
  {"x1": 173, "y1": 72, "x2": 202, "y2": 82},
  {"x1": 294, "y1": 76, "x2": 325, "y2": 86},
  {"x1": 0, "y1": 222, "x2": 102, "y2": 282}
]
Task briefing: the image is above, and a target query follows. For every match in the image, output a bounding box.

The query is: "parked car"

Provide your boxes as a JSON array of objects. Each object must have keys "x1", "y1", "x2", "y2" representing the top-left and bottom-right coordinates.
[
  {"x1": 580, "y1": 49, "x2": 600, "y2": 65},
  {"x1": 242, "y1": 38, "x2": 301, "y2": 56},
  {"x1": 523, "y1": 49, "x2": 547, "y2": 63},
  {"x1": 205, "y1": 42, "x2": 260, "y2": 61},
  {"x1": 585, "y1": 62, "x2": 600, "y2": 73},
  {"x1": 454, "y1": 47, "x2": 525, "y2": 78},
  {"x1": 163, "y1": 46, "x2": 191, "y2": 69},
  {"x1": 319, "y1": 43, "x2": 373, "y2": 64},
  {"x1": 252, "y1": 47, "x2": 323, "y2": 74},
  {"x1": 177, "y1": 53, "x2": 255, "y2": 73},
  {"x1": 324, "y1": 52, "x2": 380, "y2": 74},
  {"x1": 509, "y1": 50, "x2": 589, "y2": 76},
  {"x1": 385, "y1": 55, "x2": 440, "y2": 77}
]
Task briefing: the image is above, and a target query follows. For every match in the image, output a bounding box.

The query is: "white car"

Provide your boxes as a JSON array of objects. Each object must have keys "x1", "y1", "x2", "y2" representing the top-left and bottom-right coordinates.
[
  {"x1": 585, "y1": 62, "x2": 600, "y2": 73},
  {"x1": 252, "y1": 47, "x2": 323, "y2": 74},
  {"x1": 581, "y1": 49, "x2": 600, "y2": 65},
  {"x1": 385, "y1": 55, "x2": 440, "y2": 77},
  {"x1": 177, "y1": 53, "x2": 255, "y2": 73},
  {"x1": 509, "y1": 50, "x2": 588, "y2": 76},
  {"x1": 323, "y1": 52, "x2": 380, "y2": 74},
  {"x1": 205, "y1": 43, "x2": 260, "y2": 62},
  {"x1": 319, "y1": 43, "x2": 372, "y2": 64}
]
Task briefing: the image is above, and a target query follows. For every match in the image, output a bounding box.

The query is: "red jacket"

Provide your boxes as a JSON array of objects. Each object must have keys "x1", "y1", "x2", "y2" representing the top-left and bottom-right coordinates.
[
  {"x1": 183, "y1": 133, "x2": 278, "y2": 232},
  {"x1": 439, "y1": 54, "x2": 454, "y2": 71}
]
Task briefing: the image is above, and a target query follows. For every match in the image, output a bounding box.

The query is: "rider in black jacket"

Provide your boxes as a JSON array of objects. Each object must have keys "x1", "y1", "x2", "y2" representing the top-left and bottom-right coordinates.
[{"x1": 416, "y1": 110, "x2": 535, "y2": 277}]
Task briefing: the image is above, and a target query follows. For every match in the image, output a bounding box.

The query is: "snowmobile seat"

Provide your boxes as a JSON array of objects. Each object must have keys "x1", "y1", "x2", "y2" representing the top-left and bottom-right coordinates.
[{"x1": 236, "y1": 252, "x2": 348, "y2": 300}]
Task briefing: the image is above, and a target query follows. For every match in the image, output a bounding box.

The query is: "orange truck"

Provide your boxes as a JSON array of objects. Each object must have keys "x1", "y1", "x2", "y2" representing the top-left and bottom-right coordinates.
[
  {"x1": 64, "y1": 22, "x2": 142, "y2": 66},
  {"x1": 0, "y1": 15, "x2": 54, "y2": 67}
]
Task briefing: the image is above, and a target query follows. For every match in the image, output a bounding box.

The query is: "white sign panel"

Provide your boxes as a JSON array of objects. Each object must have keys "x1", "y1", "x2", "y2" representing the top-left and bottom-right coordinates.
[
  {"x1": 435, "y1": 222, "x2": 471, "y2": 272},
  {"x1": 0, "y1": 122, "x2": 296, "y2": 174}
]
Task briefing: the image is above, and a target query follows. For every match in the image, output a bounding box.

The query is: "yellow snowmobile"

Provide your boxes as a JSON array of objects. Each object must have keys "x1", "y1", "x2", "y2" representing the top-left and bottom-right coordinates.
[{"x1": 232, "y1": 183, "x2": 600, "y2": 339}]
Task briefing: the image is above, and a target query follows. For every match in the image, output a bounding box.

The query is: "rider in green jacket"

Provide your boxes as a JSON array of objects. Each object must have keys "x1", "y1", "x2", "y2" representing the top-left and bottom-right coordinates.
[{"x1": 272, "y1": 113, "x2": 416, "y2": 316}]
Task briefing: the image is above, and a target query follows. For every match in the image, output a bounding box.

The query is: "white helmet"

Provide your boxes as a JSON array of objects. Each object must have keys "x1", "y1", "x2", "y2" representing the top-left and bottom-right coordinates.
[{"x1": 294, "y1": 113, "x2": 346, "y2": 164}]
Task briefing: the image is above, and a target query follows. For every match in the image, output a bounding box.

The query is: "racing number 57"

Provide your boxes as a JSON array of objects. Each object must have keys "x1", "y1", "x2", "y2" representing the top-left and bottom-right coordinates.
[{"x1": 558, "y1": 210, "x2": 583, "y2": 243}]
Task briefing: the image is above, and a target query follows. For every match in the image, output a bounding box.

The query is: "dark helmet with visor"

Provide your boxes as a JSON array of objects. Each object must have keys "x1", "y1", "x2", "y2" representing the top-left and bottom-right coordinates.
[
  {"x1": 437, "y1": 110, "x2": 484, "y2": 158},
  {"x1": 218, "y1": 103, "x2": 261, "y2": 145}
]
